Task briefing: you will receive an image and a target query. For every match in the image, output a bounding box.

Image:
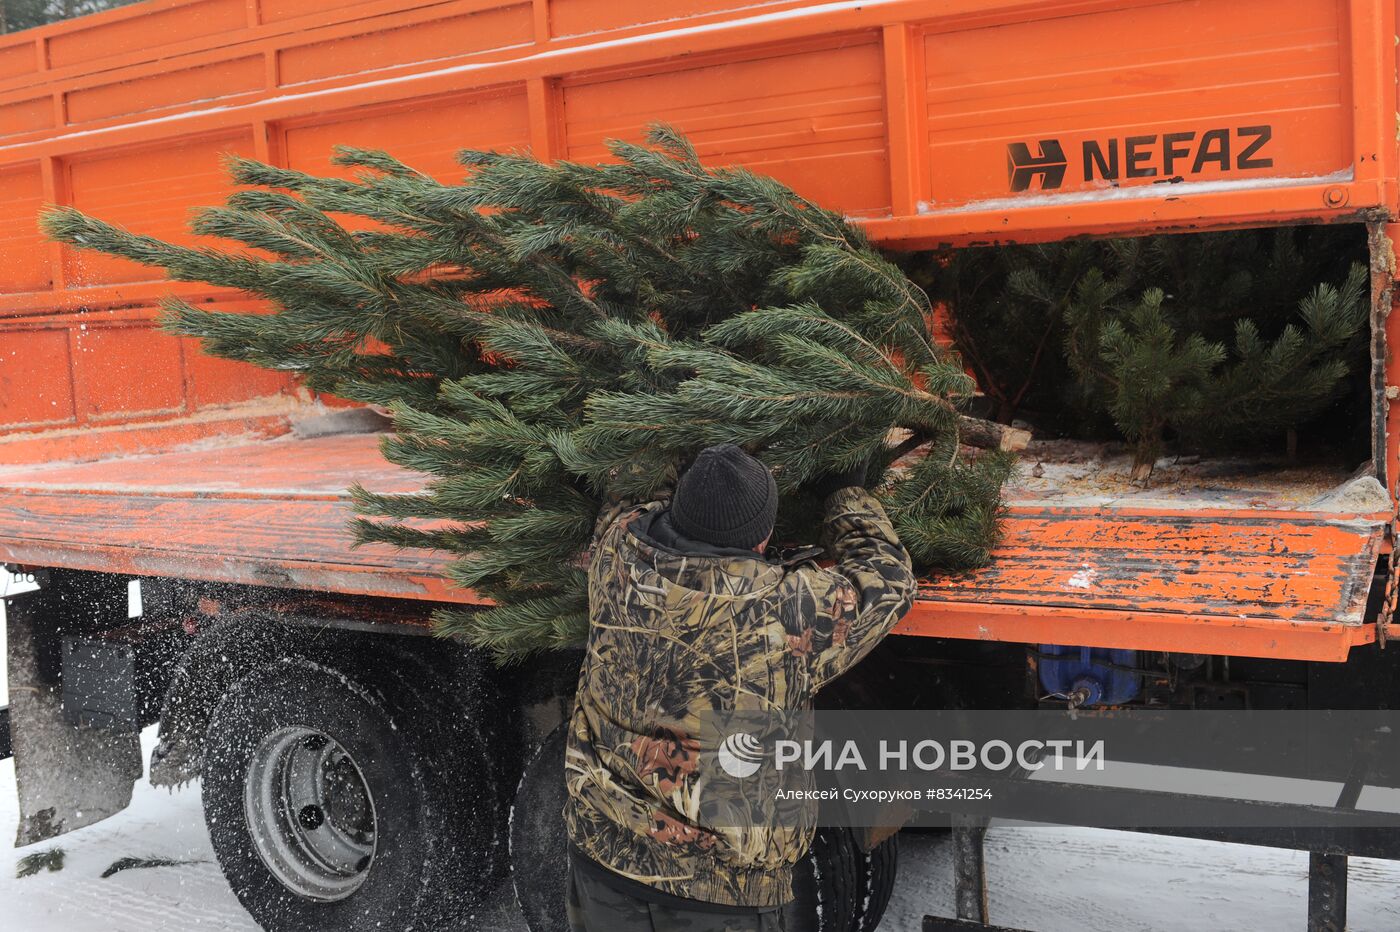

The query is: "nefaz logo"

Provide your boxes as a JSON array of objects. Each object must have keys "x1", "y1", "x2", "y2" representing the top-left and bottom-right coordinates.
[{"x1": 1007, "y1": 126, "x2": 1273, "y2": 192}]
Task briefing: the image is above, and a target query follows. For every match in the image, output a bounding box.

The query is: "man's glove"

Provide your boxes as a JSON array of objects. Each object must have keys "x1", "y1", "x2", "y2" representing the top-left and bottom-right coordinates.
[{"x1": 811, "y1": 457, "x2": 870, "y2": 500}]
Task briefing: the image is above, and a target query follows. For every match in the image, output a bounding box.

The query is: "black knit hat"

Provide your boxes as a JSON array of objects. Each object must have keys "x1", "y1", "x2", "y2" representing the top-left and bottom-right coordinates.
[{"x1": 670, "y1": 444, "x2": 778, "y2": 549}]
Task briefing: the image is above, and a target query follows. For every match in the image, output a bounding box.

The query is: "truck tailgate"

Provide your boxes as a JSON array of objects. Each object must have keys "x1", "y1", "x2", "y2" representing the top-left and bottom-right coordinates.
[{"x1": 901, "y1": 509, "x2": 1386, "y2": 661}]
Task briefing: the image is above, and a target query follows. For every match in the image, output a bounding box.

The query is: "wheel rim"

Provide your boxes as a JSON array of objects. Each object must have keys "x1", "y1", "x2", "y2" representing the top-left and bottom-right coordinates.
[{"x1": 244, "y1": 726, "x2": 377, "y2": 901}]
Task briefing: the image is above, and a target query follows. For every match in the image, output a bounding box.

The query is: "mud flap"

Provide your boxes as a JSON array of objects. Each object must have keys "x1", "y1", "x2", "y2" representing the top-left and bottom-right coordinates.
[{"x1": 5, "y1": 576, "x2": 142, "y2": 846}]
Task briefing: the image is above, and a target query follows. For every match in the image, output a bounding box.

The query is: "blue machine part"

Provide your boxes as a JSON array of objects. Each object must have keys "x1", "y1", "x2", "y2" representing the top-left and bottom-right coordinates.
[{"x1": 1037, "y1": 645, "x2": 1140, "y2": 707}]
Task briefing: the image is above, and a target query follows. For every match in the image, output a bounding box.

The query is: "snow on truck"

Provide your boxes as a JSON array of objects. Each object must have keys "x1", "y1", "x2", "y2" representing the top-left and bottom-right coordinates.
[{"x1": 1, "y1": 0, "x2": 1399, "y2": 929}]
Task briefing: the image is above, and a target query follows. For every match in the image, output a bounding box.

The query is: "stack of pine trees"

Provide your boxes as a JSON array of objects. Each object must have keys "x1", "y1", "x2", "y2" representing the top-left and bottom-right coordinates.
[
  {"x1": 44, "y1": 127, "x2": 1013, "y2": 660},
  {"x1": 921, "y1": 229, "x2": 1369, "y2": 480}
]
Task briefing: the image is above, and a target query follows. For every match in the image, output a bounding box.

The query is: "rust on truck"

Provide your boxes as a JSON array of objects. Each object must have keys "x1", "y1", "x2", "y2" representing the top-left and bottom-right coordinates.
[
  {"x1": 0, "y1": 434, "x2": 460, "y2": 602},
  {"x1": 2, "y1": 0, "x2": 1399, "y2": 662},
  {"x1": 906, "y1": 508, "x2": 1386, "y2": 662}
]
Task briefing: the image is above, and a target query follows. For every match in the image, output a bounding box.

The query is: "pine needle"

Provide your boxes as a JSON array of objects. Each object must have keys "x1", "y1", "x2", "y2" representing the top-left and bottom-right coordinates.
[
  {"x1": 45, "y1": 126, "x2": 1010, "y2": 660},
  {"x1": 101, "y1": 856, "x2": 205, "y2": 878},
  {"x1": 16, "y1": 847, "x2": 64, "y2": 878}
]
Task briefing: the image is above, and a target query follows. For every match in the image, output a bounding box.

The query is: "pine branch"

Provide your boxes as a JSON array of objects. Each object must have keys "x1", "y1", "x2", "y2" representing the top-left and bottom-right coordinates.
[{"x1": 46, "y1": 126, "x2": 1008, "y2": 660}]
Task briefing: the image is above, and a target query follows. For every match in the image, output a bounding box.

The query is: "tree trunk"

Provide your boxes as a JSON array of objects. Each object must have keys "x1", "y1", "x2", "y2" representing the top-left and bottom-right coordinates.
[
  {"x1": 888, "y1": 417, "x2": 1032, "y2": 462},
  {"x1": 1131, "y1": 447, "x2": 1157, "y2": 483},
  {"x1": 957, "y1": 416, "x2": 1032, "y2": 452}
]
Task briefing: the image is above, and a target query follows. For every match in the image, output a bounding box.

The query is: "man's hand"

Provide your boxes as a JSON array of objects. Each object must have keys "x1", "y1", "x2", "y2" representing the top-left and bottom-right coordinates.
[{"x1": 811, "y1": 458, "x2": 870, "y2": 500}]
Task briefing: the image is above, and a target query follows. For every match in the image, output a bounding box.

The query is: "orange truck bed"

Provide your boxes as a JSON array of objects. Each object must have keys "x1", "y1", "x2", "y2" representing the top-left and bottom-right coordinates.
[
  {"x1": 2, "y1": 0, "x2": 1399, "y2": 661},
  {"x1": 0, "y1": 431, "x2": 1383, "y2": 661}
]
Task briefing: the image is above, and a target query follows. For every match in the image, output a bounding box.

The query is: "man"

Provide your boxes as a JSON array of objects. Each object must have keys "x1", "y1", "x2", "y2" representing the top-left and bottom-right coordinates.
[{"x1": 563, "y1": 443, "x2": 916, "y2": 931}]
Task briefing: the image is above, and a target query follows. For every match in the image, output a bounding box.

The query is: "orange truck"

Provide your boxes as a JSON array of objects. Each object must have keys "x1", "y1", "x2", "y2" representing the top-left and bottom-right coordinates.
[{"x1": 1, "y1": 1, "x2": 1398, "y2": 930}]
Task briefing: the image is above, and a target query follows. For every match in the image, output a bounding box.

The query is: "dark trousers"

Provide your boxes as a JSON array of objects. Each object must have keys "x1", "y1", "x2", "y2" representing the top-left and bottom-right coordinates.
[{"x1": 566, "y1": 863, "x2": 787, "y2": 932}]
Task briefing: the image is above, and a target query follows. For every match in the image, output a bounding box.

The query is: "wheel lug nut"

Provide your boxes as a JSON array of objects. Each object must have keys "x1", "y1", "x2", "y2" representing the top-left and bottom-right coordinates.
[{"x1": 297, "y1": 804, "x2": 325, "y2": 830}]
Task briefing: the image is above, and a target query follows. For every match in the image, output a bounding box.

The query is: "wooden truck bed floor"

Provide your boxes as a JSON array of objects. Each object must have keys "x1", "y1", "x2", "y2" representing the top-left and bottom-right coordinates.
[{"x1": 0, "y1": 432, "x2": 1385, "y2": 662}]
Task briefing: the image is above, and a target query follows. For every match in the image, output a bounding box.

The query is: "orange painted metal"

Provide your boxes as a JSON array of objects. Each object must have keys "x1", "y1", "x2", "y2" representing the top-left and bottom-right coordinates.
[
  {"x1": 1383, "y1": 223, "x2": 1400, "y2": 491},
  {"x1": 2, "y1": 0, "x2": 1396, "y2": 447},
  {"x1": 899, "y1": 508, "x2": 1386, "y2": 661},
  {"x1": 0, "y1": 434, "x2": 462, "y2": 603},
  {"x1": 1, "y1": 0, "x2": 1398, "y2": 660},
  {"x1": 894, "y1": 603, "x2": 1378, "y2": 663},
  {"x1": 0, "y1": 434, "x2": 1386, "y2": 661},
  {"x1": 922, "y1": 509, "x2": 1384, "y2": 624}
]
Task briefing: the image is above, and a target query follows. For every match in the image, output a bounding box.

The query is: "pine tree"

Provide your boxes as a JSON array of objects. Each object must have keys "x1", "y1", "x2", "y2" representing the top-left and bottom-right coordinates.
[
  {"x1": 1061, "y1": 250, "x2": 1367, "y2": 479},
  {"x1": 927, "y1": 228, "x2": 1368, "y2": 480},
  {"x1": 910, "y1": 240, "x2": 1102, "y2": 430},
  {"x1": 1188, "y1": 266, "x2": 1369, "y2": 448},
  {"x1": 1084, "y1": 286, "x2": 1226, "y2": 479},
  {"x1": 43, "y1": 126, "x2": 1012, "y2": 660}
]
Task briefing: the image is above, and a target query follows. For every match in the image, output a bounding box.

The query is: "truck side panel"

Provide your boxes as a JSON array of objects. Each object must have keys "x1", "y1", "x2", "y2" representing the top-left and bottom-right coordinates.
[{"x1": 0, "y1": 0, "x2": 1393, "y2": 458}]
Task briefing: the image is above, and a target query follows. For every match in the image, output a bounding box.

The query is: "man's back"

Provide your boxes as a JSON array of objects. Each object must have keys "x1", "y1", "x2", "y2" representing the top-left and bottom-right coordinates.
[{"x1": 563, "y1": 482, "x2": 915, "y2": 911}]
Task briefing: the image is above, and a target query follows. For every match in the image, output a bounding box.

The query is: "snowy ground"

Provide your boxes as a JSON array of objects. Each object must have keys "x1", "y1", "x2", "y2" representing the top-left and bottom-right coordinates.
[
  {"x1": 2, "y1": 725, "x2": 1399, "y2": 931},
  {"x1": 2, "y1": 591, "x2": 1399, "y2": 930}
]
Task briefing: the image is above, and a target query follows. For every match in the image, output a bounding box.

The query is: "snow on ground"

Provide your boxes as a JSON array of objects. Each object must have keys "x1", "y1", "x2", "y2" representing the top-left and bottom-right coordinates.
[
  {"x1": 0, "y1": 726, "x2": 259, "y2": 932},
  {"x1": 2, "y1": 727, "x2": 1399, "y2": 931},
  {"x1": 888, "y1": 829, "x2": 1400, "y2": 931},
  {"x1": 2, "y1": 592, "x2": 1398, "y2": 930}
]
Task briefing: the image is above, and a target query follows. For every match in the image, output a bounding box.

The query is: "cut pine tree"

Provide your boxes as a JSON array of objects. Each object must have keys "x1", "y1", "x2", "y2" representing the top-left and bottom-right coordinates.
[
  {"x1": 42, "y1": 126, "x2": 1012, "y2": 661},
  {"x1": 930, "y1": 228, "x2": 1368, "y2": 483}
]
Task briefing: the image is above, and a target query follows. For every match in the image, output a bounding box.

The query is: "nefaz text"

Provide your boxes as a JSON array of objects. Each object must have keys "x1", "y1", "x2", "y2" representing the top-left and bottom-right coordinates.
[{"x1": 1007, "y1": 126, "x2": 1274, "y2": 192}]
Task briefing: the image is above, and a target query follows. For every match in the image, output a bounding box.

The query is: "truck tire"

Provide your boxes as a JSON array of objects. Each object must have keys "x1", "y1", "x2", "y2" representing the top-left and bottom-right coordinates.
[
  {"x1": 849, "y1": 830, "x2": 898, "y2": 932},
  {"x1": 509, "y1": 724, "x2": 570, "y2": 932},
  {"x1": 202, "y1": 656, "x2": 499, "y2": 931},
  {"x1": 788, "y1": 827, "x2": 859, "y2": 932},
  {"x1": 509, "y1": 725, "x2": 858, "y2": 932}
]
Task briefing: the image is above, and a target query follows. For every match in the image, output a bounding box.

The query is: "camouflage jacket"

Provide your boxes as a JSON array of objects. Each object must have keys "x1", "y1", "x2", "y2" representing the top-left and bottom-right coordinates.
[{"x1": 563, "y1": 487, "x2": 916, "y2": 908}]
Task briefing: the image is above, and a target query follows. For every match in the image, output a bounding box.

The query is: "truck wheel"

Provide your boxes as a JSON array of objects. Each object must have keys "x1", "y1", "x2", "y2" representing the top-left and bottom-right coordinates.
[
  {"x1": 788, "y1": 826, "x2": 859, "y2": 932},
  {"x1": 510, "y1": 723, "x2": 570, "y2": 932},
  {"x1": 849, "y1": 830, "x2": 898, "y2": 932},
  {"x1": 203, "y1": 656, "x2": 498, "y2": 931}
]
